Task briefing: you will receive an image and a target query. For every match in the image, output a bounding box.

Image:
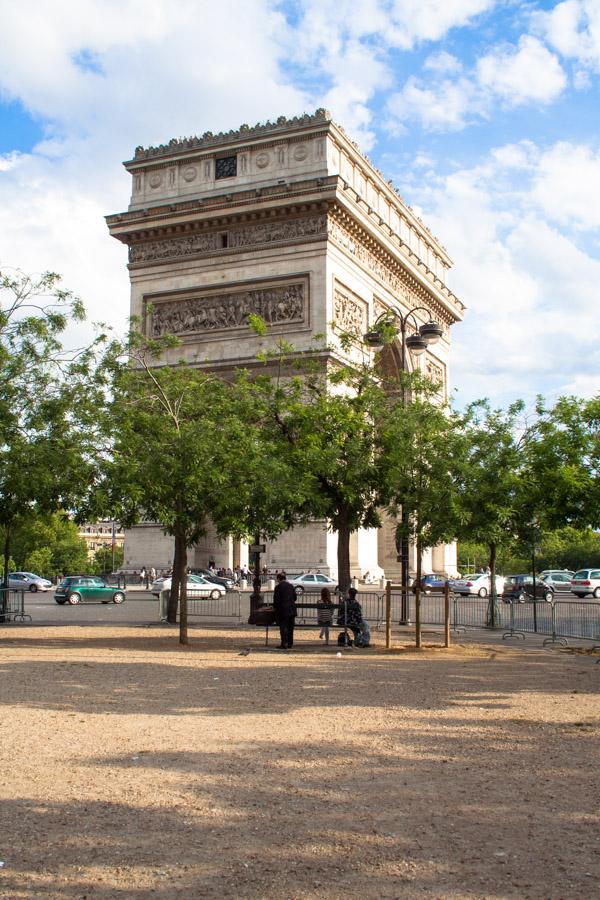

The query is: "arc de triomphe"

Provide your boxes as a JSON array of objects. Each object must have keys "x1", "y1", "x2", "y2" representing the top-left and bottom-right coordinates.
[{"x1": 106, "y1": 109, "x2": 464, "y2": 579}]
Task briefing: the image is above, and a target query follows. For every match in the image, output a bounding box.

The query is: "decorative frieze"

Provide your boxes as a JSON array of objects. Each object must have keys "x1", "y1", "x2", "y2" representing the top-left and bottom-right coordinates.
[
  {"x1": 333, "y1": 283, "x2": 367, "y2": 336},
  {"x1": 426, "y1": 357, "x2": 446, "y2": 392},
  {"x1": 130, "y1": 232, "x2": 219, "y2": 263},
  {"x1": 129, "y1": 214, "x2": 327, "y2": 264},
  {"x1": 329, "y1": 214, "x2": 451, "y2": 332},
  {"x1": 147, "y1": 277, "x2": 306, "y2": 339}
]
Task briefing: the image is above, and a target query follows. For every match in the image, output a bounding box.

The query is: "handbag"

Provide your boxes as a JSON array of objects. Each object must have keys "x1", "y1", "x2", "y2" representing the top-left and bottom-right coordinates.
[{"x1": 248, "y1": 605, "x2": 276, "y2": 626}]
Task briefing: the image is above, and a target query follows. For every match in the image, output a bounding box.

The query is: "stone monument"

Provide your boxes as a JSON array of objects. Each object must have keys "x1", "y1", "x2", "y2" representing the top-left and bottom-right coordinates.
[{"x1": 106, "y1": 110, "x2": 464, "y2": 579}]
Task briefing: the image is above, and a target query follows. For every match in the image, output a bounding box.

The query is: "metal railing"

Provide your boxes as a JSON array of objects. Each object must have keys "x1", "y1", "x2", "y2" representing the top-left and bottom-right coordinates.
[
  {"x1": 0, "y1": 588, "x2": 31, "y2": 623},
  {"x1": 386, "y1": 590, "x2": 600, "y2": 646},
  {"x1": 159, "y1": 589, "x2": 243, "y2": 622}
]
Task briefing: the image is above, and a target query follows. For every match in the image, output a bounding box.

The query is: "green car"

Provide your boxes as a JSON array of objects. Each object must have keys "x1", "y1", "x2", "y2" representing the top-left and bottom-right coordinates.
[{"x1": 54, "y1": 575, "x2": 126, "y2": 605}]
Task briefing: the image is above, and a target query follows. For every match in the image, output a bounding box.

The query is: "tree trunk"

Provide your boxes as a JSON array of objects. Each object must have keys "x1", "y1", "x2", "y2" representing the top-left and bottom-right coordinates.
[
  {"x1": 3, "y1": 524, "x2": 10, "y2": 590},
  {"x1": 1, "y1": 522, "x2": 10, "y2": 620},
  {"x1": 178, "y1": 535, "x2": 188, "y2": 646},
  {"x1": 487, "y1": 540, "x2": 499, "y2": 628},
  {"x1": 168, "y1": 534, "x2": 181, "y2": 623},
  {"x1": 415, "y1": 532, "x2": 423, "y2": 588},
  {"x1": 336, "y1": 509, "x2": 351, "y2": 594}
]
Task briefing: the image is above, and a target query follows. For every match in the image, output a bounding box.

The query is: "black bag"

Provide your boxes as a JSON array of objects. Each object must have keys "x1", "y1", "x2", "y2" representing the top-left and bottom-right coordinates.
[
  {"x1": 248, "y1": 605, "x2": 276, "y2": 626},
  {"x1": 337, "y1": 631, "x2": 353, "y2": 647}
]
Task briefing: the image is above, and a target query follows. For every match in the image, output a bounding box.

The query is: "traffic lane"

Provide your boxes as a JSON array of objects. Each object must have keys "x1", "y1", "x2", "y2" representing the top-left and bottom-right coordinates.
[{"x1": 17, "y1": 590, "x2": 160, "y2": 627}]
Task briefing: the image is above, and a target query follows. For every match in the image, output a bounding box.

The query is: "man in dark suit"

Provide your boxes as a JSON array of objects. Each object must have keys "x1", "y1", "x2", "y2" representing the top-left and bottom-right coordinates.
[{"x1": 273, "y1": 572, "x2": 297, "y2": 649}]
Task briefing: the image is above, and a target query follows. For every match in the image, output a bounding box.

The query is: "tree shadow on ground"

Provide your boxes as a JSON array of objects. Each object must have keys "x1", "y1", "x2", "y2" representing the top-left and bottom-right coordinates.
[{"x1": 1, "y1": 723, "x2": 599, "y2": 899}]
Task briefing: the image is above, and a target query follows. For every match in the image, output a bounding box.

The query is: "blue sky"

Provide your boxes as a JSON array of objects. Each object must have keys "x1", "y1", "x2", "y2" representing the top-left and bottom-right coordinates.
[{"x1": 0, "y1": 0, "x2": 598, "y2": 407}]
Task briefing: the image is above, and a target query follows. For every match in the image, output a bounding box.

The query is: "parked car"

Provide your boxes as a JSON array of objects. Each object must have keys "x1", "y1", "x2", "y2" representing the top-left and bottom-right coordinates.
[
  {"x1": 540, "y1": 571, "x2": 574, "y2": 594},
  {"x1": 452, "y1": 573, "x2": 505, "y2": 597},
  {"x1": 54, "y1": 575, "x2": 126, "y2": 605},
  {"x1": 414, "y1": 574, "x2": 447, "y2": 594},
  {"x1": 570, "y1": 569, "x2": 600, "y2": 599},
  {"x1": 196, "y1": 570, "x2": 236, "y2": 590},
  {"x1": 289, "y1": 573, "x2": 338, "y2": 594},
  {"x1": 150, "y1": 574, "x2": 226, "y2": 599},
  {"x1": 503, "y1": 575, "x2": 554, "y2": 603},
  {"x1": 8, "y1": 571, "x2": 52, "y2": 592}
]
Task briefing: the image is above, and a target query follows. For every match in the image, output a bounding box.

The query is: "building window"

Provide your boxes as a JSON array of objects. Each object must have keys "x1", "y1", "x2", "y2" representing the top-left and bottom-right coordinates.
[
  {"x1": 215, "y1": 156, "x2": 237, "y2": 179},
  {"x1": 220, "y1": 232, "x2": 228, "y2": 248}
]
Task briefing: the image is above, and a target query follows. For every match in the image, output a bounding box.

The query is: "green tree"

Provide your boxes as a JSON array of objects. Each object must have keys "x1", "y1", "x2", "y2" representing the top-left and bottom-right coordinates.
[
  {"x1": 251, "y1": 336, "x2": 386, "y2": 593},
  {"x1": 101, "y1": 353, "x2": 222, "y2": 641},
  {"x1": 0, "y1": 269, "x2": 110, "y2": 616},
  {"x1": 379, "y1": 374, "x2": 468, "y2": 587},
  {"x1": 456, "y1": 400, "x2": 526, "y2": 625},
  {"x1": 92, "y1": 545, "x2": 124, "y2": 575}
]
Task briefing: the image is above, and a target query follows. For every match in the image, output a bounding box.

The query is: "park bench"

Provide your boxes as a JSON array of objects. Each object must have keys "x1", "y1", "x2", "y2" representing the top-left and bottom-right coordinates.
[{"x1": 263, "y1": 601, "x2": 351, "y2": 646}]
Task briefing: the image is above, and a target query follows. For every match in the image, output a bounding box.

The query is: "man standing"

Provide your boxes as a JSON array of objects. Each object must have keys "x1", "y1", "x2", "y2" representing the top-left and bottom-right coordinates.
[{"x1": 273, "y1": 572, "x2": 297, "y2": 650}]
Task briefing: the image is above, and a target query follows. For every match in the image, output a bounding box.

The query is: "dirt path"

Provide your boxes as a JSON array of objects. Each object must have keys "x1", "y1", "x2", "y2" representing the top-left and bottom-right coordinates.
[{"x1": 0, "y1": 625, "x2": 598, "y2": 898}]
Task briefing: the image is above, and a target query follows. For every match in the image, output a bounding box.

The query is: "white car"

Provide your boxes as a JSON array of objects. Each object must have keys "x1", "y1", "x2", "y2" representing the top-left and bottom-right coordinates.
[
  {"x1": 571, "y1": 569, "x2": 600, "y2": 599},
  {"x1": 151, "y1": 574, "x2": 226, "y2": 599},
  {"x1": 289, "y1": 573, "x2": 338, "y2": 594},
  {"x1": 8, "y1": 572, "x2": 52, "y2": 592},
  {"x1": 452, "y1": 573, "x2": 505, "y2": 598}
]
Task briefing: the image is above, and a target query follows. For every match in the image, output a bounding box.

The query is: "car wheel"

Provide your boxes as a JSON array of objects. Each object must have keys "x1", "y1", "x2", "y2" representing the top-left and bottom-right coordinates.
[
  {"x1": 112, "y1": 591, "x2": 125, "y2": 604},
  {"x1": 518, "y1": 591, "x2": 527, "y2": 603},
  {"x1": 67, "y1": 592, "x2": 81, "y2": 605},
  {"x1": 544, "y1": 590, "x2": 553, "y2": 602},
  {"x1": 55, "y1": 598, "x2": 66, "y2": 605},
  {"x1": 478, "y1": 587, "x2": 488, "y2": 598},
  {"x1": 593, "y1": 587, "x2": 600, "y2": 599},
  {"x1": 295, "y1": 585, "x2": 304, "y2": 594},
  {"x1": 210, "y1": 589, "x2": 221, "y2": 600},
  {"x1": 29, "y1": 583, "x2": 38, "y2": 592}
]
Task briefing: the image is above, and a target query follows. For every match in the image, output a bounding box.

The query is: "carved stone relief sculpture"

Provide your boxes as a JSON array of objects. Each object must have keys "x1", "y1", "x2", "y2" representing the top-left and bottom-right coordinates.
[
  {"x1": 129, "y1": 214, "x2": 326, "y2": 264},
  {"x1": 333, "y1": 284, "x2": 367, "y2": 336},
  {"x1": 426, "y1": 357, "x2": 445, "y2": 389},
  {"x1": 148, "y1": 280, "x2": 306, "y2": 339}
]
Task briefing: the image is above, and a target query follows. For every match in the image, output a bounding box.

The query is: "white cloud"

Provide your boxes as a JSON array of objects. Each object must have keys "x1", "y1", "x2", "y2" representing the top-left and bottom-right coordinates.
[
  {"x1": 533, "y1": 0, "x2": 600, "y2": 72},
  {"x1": 424, "y1": 51, "x2": 463, "y2": 74},
  {"x1": 386, "y1": 34, "x2": 567, "y2": 133},
  {"x1": 0, "y1": 0, "x2": 309, "y2": 341},
  {"x1": 387, "y1": 76, "x2": 480, "y2": 131},
  {"x1": 397, "y1": 143, "x2": 600, "y2": 405},
  {"x1": 531, "y1": 142, "x2": 600, "y2": 230},
  {"x1": 476, "y1": 35, "x2": 567, "y2": 104}
]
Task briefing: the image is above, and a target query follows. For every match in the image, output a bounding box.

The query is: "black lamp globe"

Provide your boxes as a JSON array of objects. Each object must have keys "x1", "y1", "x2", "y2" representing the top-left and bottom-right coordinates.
[
  {"x1": 405, "y1": 332, "x2": 428, "y2": 356},
  {"x1": 419, "y1": 320, "x2": 443, "y2": 343}
]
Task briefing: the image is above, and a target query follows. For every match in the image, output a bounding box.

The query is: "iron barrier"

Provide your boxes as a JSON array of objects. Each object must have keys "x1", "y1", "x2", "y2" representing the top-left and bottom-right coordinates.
[{"x1": 0, "y1": 588, "x2": 31, "y2": 623}]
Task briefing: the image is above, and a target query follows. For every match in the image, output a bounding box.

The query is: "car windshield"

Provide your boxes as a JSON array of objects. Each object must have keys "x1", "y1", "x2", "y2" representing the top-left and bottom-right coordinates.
[{"x1": 190, "y1": 575, "x2": 207, "y2": 583}]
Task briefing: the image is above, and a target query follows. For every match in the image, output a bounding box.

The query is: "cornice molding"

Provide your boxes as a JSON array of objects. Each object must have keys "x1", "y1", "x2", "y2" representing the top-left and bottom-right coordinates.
[
  {"x1": 328, "y1": 206, "x2": 463, "y2": 325},
  {"x1": 128, "y1": 109, "x2": 332, "y2": 163}
]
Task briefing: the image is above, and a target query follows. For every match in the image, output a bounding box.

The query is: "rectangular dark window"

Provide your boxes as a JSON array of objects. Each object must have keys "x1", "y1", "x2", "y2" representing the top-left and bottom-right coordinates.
[
  {"x1": 215, "y1": 156, "x2": 237, "y2": 179},
  {"x1": 220, "y1": 233, "x2": 228, "y2": 248}
]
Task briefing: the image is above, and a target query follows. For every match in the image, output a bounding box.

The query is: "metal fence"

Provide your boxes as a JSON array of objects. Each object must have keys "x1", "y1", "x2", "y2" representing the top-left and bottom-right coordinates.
[
  {"x1": 0, "y1": 589, "x2": 31, "y2": 623},
  {"x1": 389, "y1": 591, "x2": 600, "y2": 646},
  {"x1": 156, "y1": 585, "x2": 600, "y2": 647},
  {"x1": 159, "y1": 589, "x2": 243, "y2": 622}
]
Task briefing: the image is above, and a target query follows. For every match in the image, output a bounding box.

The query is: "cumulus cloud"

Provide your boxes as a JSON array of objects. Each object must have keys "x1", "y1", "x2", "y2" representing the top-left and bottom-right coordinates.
[
  {"x1": 387, "y1": 34, "x2": 567, "y2": 132},
  {"x1": 533, "y1": 0, "x2": 600, "y2": 72},
  {"x1": 476, "y1": 35, "x2": 567, "y2": 104},
  {"x1": 395, "y1": 143, "x2": 600, "y2": 405},
  {"x1": 387, "y1": 75, "x2": 480, "y2": 131},
  {"x1": 0, "y1": 0, "x2": 309, "y2": 341},
  {"x1": 531, "y1": 142, "x2": 600, "y2": 230}
]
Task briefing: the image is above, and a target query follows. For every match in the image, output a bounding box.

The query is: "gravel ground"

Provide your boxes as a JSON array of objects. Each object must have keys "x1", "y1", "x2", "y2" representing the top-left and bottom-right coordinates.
[{"x1": 0, "y1": 623, "x2": 598, "y2": 899}]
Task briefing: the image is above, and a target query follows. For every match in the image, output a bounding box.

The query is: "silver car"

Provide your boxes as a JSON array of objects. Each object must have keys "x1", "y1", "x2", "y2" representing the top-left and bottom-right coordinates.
[
  {"x1": 8, "y1": 571, "x2": 52, "y2": 592},
  {"x1": 289, "y1": 573, "x2": 338, "y2": 594}
]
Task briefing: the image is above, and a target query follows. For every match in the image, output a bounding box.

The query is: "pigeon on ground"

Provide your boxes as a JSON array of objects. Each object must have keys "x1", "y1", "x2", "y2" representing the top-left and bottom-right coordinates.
[{"x1": 238, "y1": 648, "x2": 251, "y2": 656}]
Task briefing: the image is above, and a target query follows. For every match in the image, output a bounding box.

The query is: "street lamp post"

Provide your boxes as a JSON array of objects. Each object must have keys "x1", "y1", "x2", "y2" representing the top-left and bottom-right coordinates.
[{"x1": 364, "y1": 306, "x2": 443, "y2": 625}]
